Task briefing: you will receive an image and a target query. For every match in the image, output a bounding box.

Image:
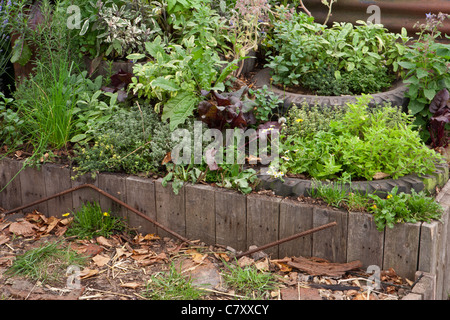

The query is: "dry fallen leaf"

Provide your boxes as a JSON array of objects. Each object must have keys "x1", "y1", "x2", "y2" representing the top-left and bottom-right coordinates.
[
  {"x1": 115, "y1": 247, "x2": 132, "y2": 259},
  {"x1": 0, "y1": 234, "x2": 10, "y2": 245},
  {"x1": 373, "y1": 172, "x2": 390, "y2": 180},
  {"x1": 237, "y1": 256, "x2": 254, "y2": 268},
  {"x1": 60, "y1": 217, "x2": 73, "y2": 226},
  {"x1": 213, "y1": 252, "x2": 230, "y2": 262},
  {"x1": 272, "y1": 260, "x2": 292, "y2": 273},
  {"x1": 255, "y1": 258, "x2": 269, "y2": 271},
  {"x1": 79, "y1": 268, "x2": 99, "y2": 279},
  {"x1": 45, "y1": 216, "x2": 60, "y2": 234},
  {"x1": 120, "y1": 282, "x2": 141, "y2": 289},
  {"x1": 138, "y1": 252, "x2": 167, "y2": 266},
  {"x1": 92, "y1": 254, "x2": 110, "y2": 267},
  {"x1": 186, "y1": 249, "x2": 207, "y2": 264},
  {"x1": 0, "y1": 221, "x2": 11, "y2": 231},
  {"x1": 96, "y1": 236, "x2": 113, "y2": 247},
  {"x1": 9, "y1": 220, "x2": 37, "y2": 237}
]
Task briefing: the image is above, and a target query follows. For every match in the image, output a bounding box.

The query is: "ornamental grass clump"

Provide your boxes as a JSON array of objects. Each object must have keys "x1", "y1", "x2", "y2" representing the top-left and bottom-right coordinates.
[{"x1": 276, "y1": 95, "x2": 442, "y2": 181}]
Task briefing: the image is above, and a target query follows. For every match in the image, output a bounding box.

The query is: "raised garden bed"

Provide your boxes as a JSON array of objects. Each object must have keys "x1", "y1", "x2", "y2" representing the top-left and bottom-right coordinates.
[{"x1": 1, "y1": 157, "x2": 449, "y2": 299}]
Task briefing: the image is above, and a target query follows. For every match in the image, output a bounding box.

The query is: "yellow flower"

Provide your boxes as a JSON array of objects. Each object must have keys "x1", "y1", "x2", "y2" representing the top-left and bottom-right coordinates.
[
  {"x1": 103, "y1": 212, "x2": 110, "y2": 217},
  {"x1": 62, "y1": 213, "x2": 70, "y2": 217},
  {"x1": 387, "y1": 194, "x2": 392, "y2": 199},
  {"x1": 295, "y1": 118, "x2": 304, "y2": 123},
  {"x1": 372, "y1": 204, "x2": 377, "y2": 209}
]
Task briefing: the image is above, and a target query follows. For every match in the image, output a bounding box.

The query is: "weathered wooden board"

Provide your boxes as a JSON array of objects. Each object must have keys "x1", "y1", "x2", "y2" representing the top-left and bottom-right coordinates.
[
  {"x1": 185, "y1": 184, "x2": 216, "y2": 244},
  {"x1": 71, "y1": 171, "x2": 100, "y2": 212},
  {"x1": 154, "y1": 179, "x2": 186, "y2": 239},
  {"x1": 125, "y1": 176, "x2": 157, "y2": 235},
  {"x1": 312, "y1": 207, "x2": 348, "y2": 263},
  {"x1": 0, "y1": 158, "x2": 23, "y2": 212},
  {"x1": 19, "y1": 163, "x2": 48, "y2": 215},
  {"x1": 43, "y1": 164, "x2": 73, "y2": 218},
  {"x1": 98, "y1": 173, "x2": 128, "y2": 220},
  {"x1": 347, "y1": 211, "x2": 384, "y2": 268},
  {"x1": 246, "y1": 194, "x2": 281, "y2": 257},
  {"x1": 215, "y1": 189, "x2": 247, "y2": 252},
  {"x1": 419, "y1": 208, "x2": 449, "y2": 300},
  {"x1": 279, "y1": 199, "x2": 314, "y2": 258},
  {"x1": 383, "y1": 222, "x2": 421, "y2": 281}
]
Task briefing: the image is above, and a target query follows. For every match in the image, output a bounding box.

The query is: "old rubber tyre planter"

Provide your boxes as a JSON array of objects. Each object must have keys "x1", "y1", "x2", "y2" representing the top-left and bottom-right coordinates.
[
  {"x1": 257, "y1": 162, "x2": 449, "y2": 198},
  {"x1": 253, "y1": 68, "x2": 409, "y2": 110}
]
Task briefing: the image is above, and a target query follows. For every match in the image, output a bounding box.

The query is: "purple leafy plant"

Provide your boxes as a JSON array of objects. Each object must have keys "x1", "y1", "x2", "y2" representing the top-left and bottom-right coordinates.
[{"x1": 429, "y1": 88, "x2": 450, "y2": 148}]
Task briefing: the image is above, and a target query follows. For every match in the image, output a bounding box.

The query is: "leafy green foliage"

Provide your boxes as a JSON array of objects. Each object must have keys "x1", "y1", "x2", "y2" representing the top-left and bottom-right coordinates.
[
  {"x1": 65, "y1": 202, "x2": 125, "y2": 239},
  {"x1": 248, "y1": 85, "x2": 284, "y2": 123},
  {"x1": 302, "y1": 65, "x2": 395, "y2": 96},
  {"x1": 398, "y1": 12, "x2": 450, "y2": 141},
  {"x1": 128, "y1": 36, "x2": 238, "y2": 130},
  {"x1": 0, "y1": 93, "x2": 23, "y2": 147},
  {"x1": 277, "y1": 96, "x2": 441, "y2": 181},
  {"x1": 369, "y1": 187, "x2": 444, "y2": 231},
  {"x1": 265, "y1": 8, "x2": 408, "y2": 95},
  {"x1": 73, "y1": 104, "x2": 172, "y2": 177}
]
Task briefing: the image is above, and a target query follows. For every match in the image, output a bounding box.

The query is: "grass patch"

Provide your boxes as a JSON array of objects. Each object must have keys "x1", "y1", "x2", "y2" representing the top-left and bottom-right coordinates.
[
  {"x1": 141, "y1": 262, "x2": 205, "y2": 300},
  {"x1": 221, "y1": 260, "x2": 278, "y2": 299},
  {"x1": 6, "y1": 240, "x2": 86, "y2": 285}
]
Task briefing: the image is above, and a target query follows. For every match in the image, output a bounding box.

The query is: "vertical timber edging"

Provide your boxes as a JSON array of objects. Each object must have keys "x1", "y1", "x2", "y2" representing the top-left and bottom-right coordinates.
[{"x1": 0, "y1": 157, "x2": 449, "y2": 296}]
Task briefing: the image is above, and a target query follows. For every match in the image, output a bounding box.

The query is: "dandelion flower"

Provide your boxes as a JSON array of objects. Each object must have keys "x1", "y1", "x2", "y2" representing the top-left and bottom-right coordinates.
[
  {"x1": 295, "y1": 118, "x2": 303, "y2": 123},
  {"x1": 103, "y1": 212, "x2": 110, "y2": 217},
  {"x1": 372, "y1": 204, "x2": 377, "y2": 209},
  {"x1": 387, "y1": 194, "x2": 392, "y2": 199}
]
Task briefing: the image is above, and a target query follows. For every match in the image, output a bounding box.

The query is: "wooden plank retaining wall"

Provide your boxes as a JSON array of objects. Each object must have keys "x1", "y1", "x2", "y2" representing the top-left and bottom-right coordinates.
[{"x1": 1, "y1": 158, "x2": 449, "y2": 299}]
